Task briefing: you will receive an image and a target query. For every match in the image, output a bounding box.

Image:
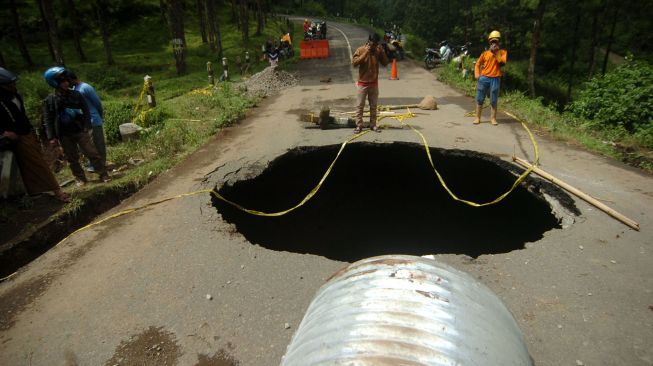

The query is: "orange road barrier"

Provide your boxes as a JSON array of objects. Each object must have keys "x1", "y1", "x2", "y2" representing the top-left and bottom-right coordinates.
[
  {"x1": 390, "y1": 58, "x2": 398, "y2": 80},
  {"x1": 300, "y1": 40, "x2": 330, "y2": 60}
]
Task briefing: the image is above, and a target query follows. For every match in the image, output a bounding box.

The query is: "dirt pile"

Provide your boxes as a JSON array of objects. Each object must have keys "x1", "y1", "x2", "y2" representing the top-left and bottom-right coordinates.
[{"x1": 242, "y1": 66, "x2": 298, "y2": 97}]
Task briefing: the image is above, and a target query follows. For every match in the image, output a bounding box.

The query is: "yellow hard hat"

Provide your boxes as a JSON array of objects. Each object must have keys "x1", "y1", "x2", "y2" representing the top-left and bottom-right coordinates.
[
  {"x1": 488, "y1": 30, "x2": 501, "y2": 40},
  {"x1": 305, "y1": 19, "x2": 308, "y2": 22}
]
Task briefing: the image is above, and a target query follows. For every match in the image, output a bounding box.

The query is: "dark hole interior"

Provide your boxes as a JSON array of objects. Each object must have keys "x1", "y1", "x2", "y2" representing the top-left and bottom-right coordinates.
[{"x1": 212, "y1": 142, "x2": 561, "y2": 262}]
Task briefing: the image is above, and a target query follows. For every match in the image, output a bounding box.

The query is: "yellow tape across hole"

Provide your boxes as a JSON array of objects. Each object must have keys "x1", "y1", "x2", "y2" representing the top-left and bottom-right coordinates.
[
  {"x1": 378, "y1": 107, "x2": 539, "y2": 207},
  {"x1": 0, "y1": 109, "x2": 538, "y2": 282}
]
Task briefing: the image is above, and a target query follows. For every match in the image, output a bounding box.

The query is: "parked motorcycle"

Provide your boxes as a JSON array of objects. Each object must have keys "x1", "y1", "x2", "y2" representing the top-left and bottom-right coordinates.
[
  {"x1": 279, "y1": 41, "x2": 294, "y2": 59},
  {"x1": 424, "y1": 48, "x2": 441, "y2": 69},
  {"x1": 386, "y1": 39, "x2": 404, "y2": 60},
  {"x1": 452, "y1": 42, "x2": 472, "y2": 63},
  {"x1": 439, "y1": 41, "x2": 453, "y2": 63}
]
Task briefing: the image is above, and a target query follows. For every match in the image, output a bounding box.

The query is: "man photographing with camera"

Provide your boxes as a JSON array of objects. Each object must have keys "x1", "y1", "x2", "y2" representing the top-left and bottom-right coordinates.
[
  {"x1": 473, "y1": 30, "x2": 508, "y2": 126},
  {"x1": 352, "y1": 33, "x2": 389, "y2": 133}
]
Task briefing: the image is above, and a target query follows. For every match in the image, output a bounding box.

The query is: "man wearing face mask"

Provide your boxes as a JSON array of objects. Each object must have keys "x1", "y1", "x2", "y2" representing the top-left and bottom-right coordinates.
[
  {"x1": 352, "y1": 33, "x2": 389, "y2": 133},
  {"x1": 474, "y1": 30, "x2": 508, "y2": 126},
  {"x1": 42, "y1": 66, "x2": 109, "y2": 186}
]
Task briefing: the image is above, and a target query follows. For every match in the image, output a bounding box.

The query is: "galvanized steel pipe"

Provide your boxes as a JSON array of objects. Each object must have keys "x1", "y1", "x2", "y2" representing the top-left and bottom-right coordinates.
[{"x1": 281, "y1": 255, "x2": 533, "y2": 366}]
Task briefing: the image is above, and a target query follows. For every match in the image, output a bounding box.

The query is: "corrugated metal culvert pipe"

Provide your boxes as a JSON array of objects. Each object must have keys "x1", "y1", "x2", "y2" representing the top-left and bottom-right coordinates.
[{"x1": 281, "y1": 255, "x2": 533, "y2": 366}]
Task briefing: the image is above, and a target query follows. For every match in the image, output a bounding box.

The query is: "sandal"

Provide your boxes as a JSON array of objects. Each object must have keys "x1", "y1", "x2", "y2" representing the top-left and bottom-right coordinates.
[
  {"x1": 53, "y1": 190, "x2": 71, "y2": 203},
  {"x1": 353, "y1": 127, "x2": 363, "y2": 134},
  {"x1": 370, "y1": 126, "x2": 381, "y2": 133}
]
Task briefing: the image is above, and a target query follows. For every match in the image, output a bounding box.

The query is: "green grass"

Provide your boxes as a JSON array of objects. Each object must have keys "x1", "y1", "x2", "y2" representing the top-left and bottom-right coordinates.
[
  {"x1": 435, "y1": 62, "x2": 653, "y2": 172},
  {"x1": 1, "y1": 5, "x2": 296, "y2": 217}
]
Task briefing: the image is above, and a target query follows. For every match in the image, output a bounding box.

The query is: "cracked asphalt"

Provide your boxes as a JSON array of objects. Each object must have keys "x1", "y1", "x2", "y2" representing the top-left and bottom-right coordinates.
[{"x1": 1, "y1": 20, "x2": 651, "y2": 366}]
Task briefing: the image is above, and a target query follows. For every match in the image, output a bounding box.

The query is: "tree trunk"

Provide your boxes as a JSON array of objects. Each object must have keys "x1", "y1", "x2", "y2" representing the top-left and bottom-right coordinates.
[
  {"x1": 231, "y1": 0, "x2": 238, "y2": 25},
  {"x1": 215, "y1": 5, "x2": 223, "y2": 59},
  {"x1": 9, "y1": 0, "x2": 34, "y2": 67},
  {"x1": 464, "y1": 0, "x2": 471, "y2": 43},
  {"x1": 197, "y1": 0, "x2": 208, "y2": 43},
  {"x1": 255, "y1": 0, "x2": 263, "y2": 36},
  {"x1": 240, "y1": 0, "x2": 249, "y2": 47},
  {"x1": 166, "y1": 0, "x2": 187, "y2": 75},
  {"x1": 527, "y1": 0, "x2": 545, "y2": 98},
  {"x1": 40, "y1": 0, "x2": 65, "y2": 65},
  {"x1": 601, "y1": 5, "x2": 619, "y2": 75},
  {"x1": 159, "y1": 0, "x2": 169, "y2": 27},
  {"x1": 65, "y1": 0, "x2": 88, "y2": 62},
  {"x1": 587, "y1": 6, "x2": 600, "y2": 80},
  {"x1": 37, "y1": 0, "x2": 56, "y2": 62},
  {"x1": 95, "y1": 0, "x2": 114, "y2": 65},
  {"x1": 567, "y1": 12, "x2": 581, "y2": 100},
  {"x1": 205, "y1": 0, "x2": 217, "y2": 52}
]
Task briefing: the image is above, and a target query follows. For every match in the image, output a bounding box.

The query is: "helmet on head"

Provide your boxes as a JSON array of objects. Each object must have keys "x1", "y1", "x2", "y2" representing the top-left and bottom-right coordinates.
[
  {"x1": 440, "y1": 40, "x2": 448, "y2": 46},
  {"x1": 369, "y1": 33, "x2": 381, "y2": 44},
  {"x1": 0, "y1": 67, "x2": 18, "y2": 85},
  {"x1": 44, "y1": 66, "x2": 66, "y2": 88},
  {"x1": 488, "y1": 30, "x2": 501, "y2": 40}
]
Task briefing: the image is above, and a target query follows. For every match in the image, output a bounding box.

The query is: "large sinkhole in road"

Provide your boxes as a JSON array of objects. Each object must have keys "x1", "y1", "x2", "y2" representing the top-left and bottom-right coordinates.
[{"x1": 212, "y1": 142, "x2": 565, "y2": 261}]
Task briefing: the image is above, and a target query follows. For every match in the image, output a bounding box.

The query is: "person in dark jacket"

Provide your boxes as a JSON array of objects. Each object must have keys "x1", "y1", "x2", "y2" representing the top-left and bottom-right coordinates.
[
  {"x1": 43, "y1": 67, "x2": 109, "y2": 185},
  {"x1": 0, "y1": 67, "x2": 69, "y2": 202}
]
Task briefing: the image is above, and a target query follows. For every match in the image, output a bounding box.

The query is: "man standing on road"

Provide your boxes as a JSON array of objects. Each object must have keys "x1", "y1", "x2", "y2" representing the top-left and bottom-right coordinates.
[
  {"x1": 473, "y1": 30, "x2": 508, "y2": 126},
  {"x1": 65, "y1": 70, "x2": 107, "y2": 171},
  {"x1": 43, "y1": 67, "x2": 110, "y2": 186},
  {"x1": 352, "y1": 33, "x2": 389, "y2": 133}
]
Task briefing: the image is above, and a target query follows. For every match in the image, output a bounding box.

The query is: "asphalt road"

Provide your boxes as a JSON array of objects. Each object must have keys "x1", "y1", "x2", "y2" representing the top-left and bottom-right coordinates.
[{"x1": 1, "y1": 20, "x2": 652, "y2": 366}]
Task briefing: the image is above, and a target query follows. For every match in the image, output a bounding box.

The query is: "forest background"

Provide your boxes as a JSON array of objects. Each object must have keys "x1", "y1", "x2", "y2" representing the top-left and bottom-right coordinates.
[{"x1": 0, "y1": 0, "x2": 651, "y2": 187}]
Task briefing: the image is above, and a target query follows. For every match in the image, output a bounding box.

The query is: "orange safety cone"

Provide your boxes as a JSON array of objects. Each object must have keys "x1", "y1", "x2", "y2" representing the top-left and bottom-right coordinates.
[{"x1": 390, "y1": 58, "x2": 399, "y2": 80}]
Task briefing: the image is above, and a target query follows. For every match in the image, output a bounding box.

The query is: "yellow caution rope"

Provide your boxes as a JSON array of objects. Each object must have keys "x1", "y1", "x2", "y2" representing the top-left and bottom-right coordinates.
[
  {"x1": 379, "y1": 107, "x2": 539, "y2": 207},
  {"x1": 0, "y1": 109, "x2": 538, "y2": 282}
]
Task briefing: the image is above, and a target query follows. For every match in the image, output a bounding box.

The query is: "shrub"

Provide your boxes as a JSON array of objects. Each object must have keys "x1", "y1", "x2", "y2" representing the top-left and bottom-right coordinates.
[
  {"x1": 148, "y1": 119, "x2": 200, "y2": 157},
  {"x1": 103, "y1": 101, "x2": 133, "y2": 144},
  {"x1": 15, "y1": 71, "x2": 55, "y2": 126},
  {"x1": 303, "y1": 1, "x2": 327, "y2": 16},
  {"x1": 569, "y1": 60, "x2": 653, "y2": 133},
  {"x1": 134, "y1": 106, "x2": 172, "y2": 128},
  {"x1": 79, "y1": 65, "x2": 134, "y2": 91},
  {"x1": 402, "y1": 33, "x2": 427, "y2": 60}
]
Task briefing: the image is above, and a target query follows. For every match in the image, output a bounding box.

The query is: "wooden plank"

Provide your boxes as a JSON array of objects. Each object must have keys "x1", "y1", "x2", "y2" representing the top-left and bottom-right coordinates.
[{"x1": 513, "y1": 156, "x2": 640, "y2": 231}]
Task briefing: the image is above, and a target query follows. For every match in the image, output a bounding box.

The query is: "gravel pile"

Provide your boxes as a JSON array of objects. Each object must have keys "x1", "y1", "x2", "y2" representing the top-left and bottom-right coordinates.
[{"x1": 242, "y1": 66, "x2": 299, "y2": 97}]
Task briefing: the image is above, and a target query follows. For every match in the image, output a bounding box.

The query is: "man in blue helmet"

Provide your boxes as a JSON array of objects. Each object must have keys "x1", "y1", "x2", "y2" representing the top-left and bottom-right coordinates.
[
  {"x1": 43, "y1": 67, "x2": 110, "y2": 185},
  {"x1": 0, "y1": 67, "x2": 70, "y2": 202}
]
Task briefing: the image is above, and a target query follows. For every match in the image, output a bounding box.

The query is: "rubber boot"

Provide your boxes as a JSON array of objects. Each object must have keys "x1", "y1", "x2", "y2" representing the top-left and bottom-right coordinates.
[
  {"x1": 473, "y1": 105, "x2": 482, "y2": 124},
  {"x1": 490, "y1": 105, "x2": 498, "y2": 125}
]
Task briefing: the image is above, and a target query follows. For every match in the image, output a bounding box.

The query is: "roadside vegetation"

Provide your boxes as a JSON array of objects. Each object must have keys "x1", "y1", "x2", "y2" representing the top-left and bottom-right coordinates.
[
  {"x1": 437, "y1": 58, "x2": 653, "y2": 171},
  {"x1": 277, "y1": 0, "x2": 653, "y2": 171},
  {"x1": 0, "y1": 0, "x2": 293, "y2": 226}
]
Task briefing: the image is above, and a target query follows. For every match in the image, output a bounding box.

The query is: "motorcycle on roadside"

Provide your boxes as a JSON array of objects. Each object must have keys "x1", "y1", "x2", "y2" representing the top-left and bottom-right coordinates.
[
  {"x1": 451, "y1": 42, "x2": 472, "y2": 64},
  {"x1": 424, "y1": 47, "x2": 442, "y2": 69},
  {"x1": 386, "y1": 38, "x2": 405, "y2": 60}
]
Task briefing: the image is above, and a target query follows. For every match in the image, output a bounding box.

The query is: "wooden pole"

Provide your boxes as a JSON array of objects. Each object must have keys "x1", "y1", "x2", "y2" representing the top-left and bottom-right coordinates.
[
  {"x1": 513, "y1": 157, "x2": 640, "y2": 231},
  {"x1": 221, "y1": 57, "x2": 229, "y2": 81},
  {"x1": 144, "y1": 75, "x2": 156, "y2": 107},
  {"x1": 207, "y1": 61, "x2": 215, "y2": 85},
  {"x1": 341, "y1": 107, "x2": 416, "y2": 115}
]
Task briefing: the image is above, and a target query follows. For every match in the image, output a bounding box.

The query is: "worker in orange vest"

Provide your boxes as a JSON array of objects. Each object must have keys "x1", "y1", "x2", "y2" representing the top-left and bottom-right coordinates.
[{"x1": 473, "y1": 30, "x2": 508, "y2": 125}]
